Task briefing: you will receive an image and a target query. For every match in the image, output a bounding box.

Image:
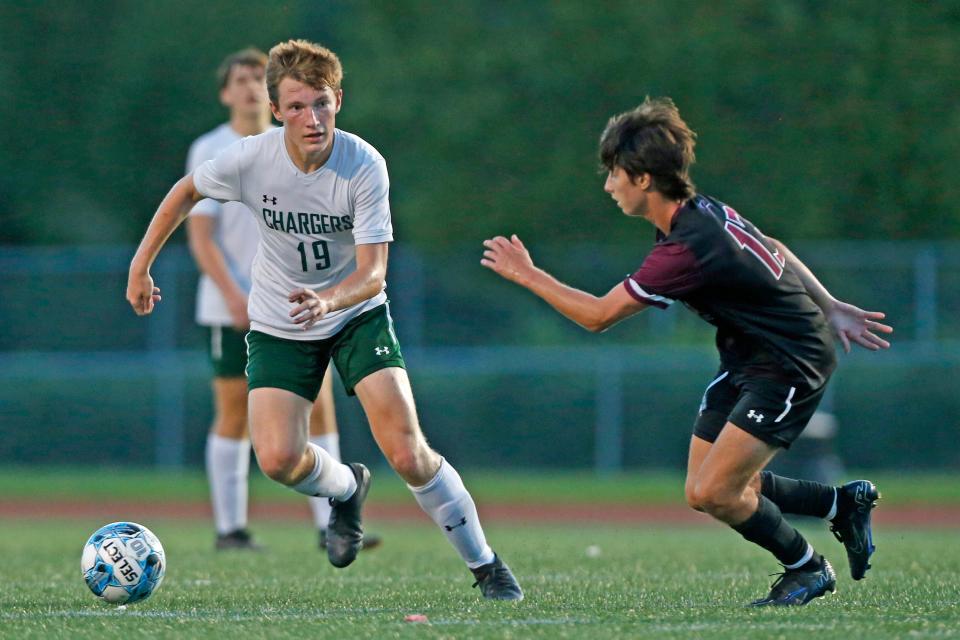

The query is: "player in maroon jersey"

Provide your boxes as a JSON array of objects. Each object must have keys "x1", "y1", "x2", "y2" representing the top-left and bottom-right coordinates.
[{"x1": 481, "y1": 97, "x2": 892, "y2": 606}]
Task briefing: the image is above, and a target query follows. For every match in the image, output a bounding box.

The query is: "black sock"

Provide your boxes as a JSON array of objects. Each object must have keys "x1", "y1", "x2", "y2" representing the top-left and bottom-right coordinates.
[
  {"x1": 760, "y1": 471, "x2": 836, "y2": 519},
  {"x1": 732, "y1": 495, "x2": 814, "y2": 568},
  {"x1": 799, "y1": 552, "x2": 825, "y2": 572},
  {"x1": 835, "y1": 485, "x2": 857, "y2": 519}
]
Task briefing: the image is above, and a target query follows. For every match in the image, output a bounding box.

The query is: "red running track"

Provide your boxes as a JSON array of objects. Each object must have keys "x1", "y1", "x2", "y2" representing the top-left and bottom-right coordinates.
[{"x1": 1, "y1": 500, "x2": 959, "y2": 527}]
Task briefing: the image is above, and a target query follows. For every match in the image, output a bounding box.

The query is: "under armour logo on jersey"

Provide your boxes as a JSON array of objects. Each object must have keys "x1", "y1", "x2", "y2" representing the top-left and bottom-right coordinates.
[
  {"x1": 374, "y1": 346, "x2": 391, "y2": 356},
  {"x1": 444, "y1": 517, "x2": 467, "y2": 531},
  {"x1": 262, "y1": 194, "x2": 277, "y2": 205},
  {"x1": 747, "y1": 409, "x2": 765, "y2": 423}
]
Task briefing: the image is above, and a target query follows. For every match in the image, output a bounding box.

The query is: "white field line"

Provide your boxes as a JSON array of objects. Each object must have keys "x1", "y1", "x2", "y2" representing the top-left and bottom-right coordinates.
[{"x1": 0, "y1": 608, "x2": 595, "y2": 626}]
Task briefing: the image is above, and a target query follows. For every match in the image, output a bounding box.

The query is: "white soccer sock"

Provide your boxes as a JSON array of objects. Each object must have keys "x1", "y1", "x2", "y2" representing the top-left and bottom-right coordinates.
[
  {"x1": 291, "y1": 442, "x2": 356, "y2": 501},
  {"x1": 308, "y1": 434, "x2": 341, "y2": 530},
  {"x1": 206, "y1": 434, "x2": 250, "y2": 535},
  {"x1": 409, "y1": 459, "x2": 495, "y2": 569}
]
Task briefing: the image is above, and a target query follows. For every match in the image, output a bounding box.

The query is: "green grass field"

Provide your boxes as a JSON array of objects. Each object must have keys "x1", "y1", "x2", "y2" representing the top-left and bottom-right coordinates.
[
  {"x1": 1, "y1": 469, "x2": 958, "y2": 638},
  {"x1": 3, "y1": 467, "x2": 960, "y2": 505}
]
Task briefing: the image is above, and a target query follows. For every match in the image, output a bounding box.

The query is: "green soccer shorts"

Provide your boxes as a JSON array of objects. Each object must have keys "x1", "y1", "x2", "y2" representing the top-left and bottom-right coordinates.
[
  {"x1": 245, "y1": 302, "x2": 406, "y2": 401},
  {"x1": 207, "y1": 326, "x2": 249, "y2": 378}
]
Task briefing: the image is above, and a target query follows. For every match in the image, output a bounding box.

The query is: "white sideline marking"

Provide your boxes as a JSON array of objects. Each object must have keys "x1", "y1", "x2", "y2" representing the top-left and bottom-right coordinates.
[
  {"x1": 0, "y1": 609, "x2": 593, "y2": 626},
  {"x1": 1, "y1": 609, "x2": 395, "y2": 621}
]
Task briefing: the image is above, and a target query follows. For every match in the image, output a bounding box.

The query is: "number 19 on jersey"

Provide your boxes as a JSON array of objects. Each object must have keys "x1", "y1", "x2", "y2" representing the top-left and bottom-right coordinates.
[{"x1": 297, "y1": 240, "x2": 330, "y2": 271}]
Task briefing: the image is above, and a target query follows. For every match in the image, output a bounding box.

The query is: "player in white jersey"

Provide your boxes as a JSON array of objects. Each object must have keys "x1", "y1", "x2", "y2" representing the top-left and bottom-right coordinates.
[
  {"x1": 127, "y1": 39, "x2": 522, "y2": 600},
  {"x1": 185, "y1": 48, "x2": 381, "y2": 552}
]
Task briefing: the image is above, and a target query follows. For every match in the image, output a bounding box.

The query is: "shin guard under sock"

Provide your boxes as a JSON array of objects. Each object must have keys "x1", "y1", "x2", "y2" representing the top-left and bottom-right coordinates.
[{"x1": 733, "y1": 494, "x2": 816, "y2": 568}]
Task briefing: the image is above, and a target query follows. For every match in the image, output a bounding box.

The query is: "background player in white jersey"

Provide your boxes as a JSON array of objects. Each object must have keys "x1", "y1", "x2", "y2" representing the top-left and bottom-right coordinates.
[
  {"x1": 127, "y1": 39, "x2": 522, "y2": 600},
  {"x1": 186, "y1": 47, "x2": 381, "y2": 552}
]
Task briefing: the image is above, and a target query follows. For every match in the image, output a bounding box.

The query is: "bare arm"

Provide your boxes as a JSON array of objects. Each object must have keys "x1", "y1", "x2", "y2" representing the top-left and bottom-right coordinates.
[
  {"x1": 187, "y1": 215, "x2": 250, "y2": 329},
  {"x1": 126, "y1": 175, "x2": 204, "y2": 315},
  {"x1": 288, "y1": 242, "x2": 388, "y2": 329},
  {"x1": 769, "y1": 236, "x2": 893, "y2": 352},
  {"x1": 481, "y1": 235, "x2": 647, "y2": 332}
]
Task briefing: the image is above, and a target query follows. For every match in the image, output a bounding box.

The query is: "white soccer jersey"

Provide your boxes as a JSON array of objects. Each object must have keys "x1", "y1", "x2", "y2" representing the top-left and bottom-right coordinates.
[
  {"x1": 192, "y1": 127, "x2": 393, "y2": 340},
  {"x1": 186, "y1": 124, "x2": 262, "y2": 326}
]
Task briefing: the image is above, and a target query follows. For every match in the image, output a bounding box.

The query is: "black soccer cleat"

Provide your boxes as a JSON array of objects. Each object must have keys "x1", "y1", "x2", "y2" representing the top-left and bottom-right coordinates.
[
  {"x1": 830, "y1": 479, "x2": 880, "y2": 580},
  {"x1": 326, "y1": 463, "x2": 371, "y2": 569},
  {"x1": 750, "y1": 559, "x2": 837, "y2": 607},
  {"x1": 470, "y1": 553, "x2": 524, "y2": 601},
  {"x1": 215, "y1": 528, "x2": 263, "y2": 551},
  {"x1": 319, "y1": 529, "x2": 383, "y2": 552}
]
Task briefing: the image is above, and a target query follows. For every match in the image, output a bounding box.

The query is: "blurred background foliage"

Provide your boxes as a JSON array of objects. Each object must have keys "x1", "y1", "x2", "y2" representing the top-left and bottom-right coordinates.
[
  {"x1": 1, "y1": 0, "x2": 958, "y2": 248},
  {"x1": 1, "y1": 2, "x2": 959, "y2": 470}
]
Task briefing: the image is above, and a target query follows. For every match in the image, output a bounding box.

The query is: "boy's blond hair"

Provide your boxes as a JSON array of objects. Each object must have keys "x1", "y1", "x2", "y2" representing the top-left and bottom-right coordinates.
[{"x1": 266, "y1": 39, "x2": 343, "y2": 105}]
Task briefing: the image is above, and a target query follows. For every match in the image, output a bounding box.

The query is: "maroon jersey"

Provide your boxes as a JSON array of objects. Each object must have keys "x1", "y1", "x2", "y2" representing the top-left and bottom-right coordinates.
[{"x1": 624, "y1": 195, "x2": 836, "y2": 388}]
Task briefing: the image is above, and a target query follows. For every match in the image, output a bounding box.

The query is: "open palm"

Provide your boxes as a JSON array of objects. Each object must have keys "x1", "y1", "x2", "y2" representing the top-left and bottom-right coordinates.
[{"x1": 828, "y1": 300, "x2": 893, "y2": 353}]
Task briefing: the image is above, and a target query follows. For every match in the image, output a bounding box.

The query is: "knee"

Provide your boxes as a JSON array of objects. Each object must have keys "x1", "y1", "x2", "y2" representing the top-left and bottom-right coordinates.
[
  {"x1": 688, "y1": 481, "x2": 739, "y2": 519},
  {"x1": 685, "y1": 483, "x2": 705, "y2": 512},
  {"x1": 256, "y1": 447, "x2": 302, "y2": 485},
  {"x1": 386, "y1": 447, "x2": 420, "y2": 481},
  {"x1": 387, "y1": 445, "x2": 438, "y2": 485}
]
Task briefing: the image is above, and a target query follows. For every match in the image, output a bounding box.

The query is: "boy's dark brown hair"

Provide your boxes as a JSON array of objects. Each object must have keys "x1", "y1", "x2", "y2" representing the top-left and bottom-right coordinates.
[
  {"x1": 217, "y1": 48, "x2": 268, "y2": 89},
  {"x1": 599, "y1": 97, "x2": 697, "y2": 200}
]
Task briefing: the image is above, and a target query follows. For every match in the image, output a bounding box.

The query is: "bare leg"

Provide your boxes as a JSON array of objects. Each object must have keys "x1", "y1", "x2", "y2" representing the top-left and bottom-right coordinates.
[
  {"x1": 687, "y1": 423, "x2": 778, "y2": 525},
  {"x1": 248, "y1": 387, "x2": 313, "y2": 484},
  {"x1": 354, "y1": 368, "x2": 440, "y2": 485},
  {"x1": 354, "y1": 368, "x2": 493, "y2": 567},
  {"x1": 683, "y1": 434, "x2": 712, "y2": 512},
  {"x1": 688, "y1": 432, "x2": 829, "y2": 517},
  {"x1": 308, "y1": 365, "x2": 337, "y2": 438},
  {"x1": 688, "y1": 422, "x2": 819, "y2": 571},
  {"x1": 248, "y1": 387, "x2": 355, "y2": 499},
  {"x1": 212, "y1": 378, "x2": 249, "y2": 438}
]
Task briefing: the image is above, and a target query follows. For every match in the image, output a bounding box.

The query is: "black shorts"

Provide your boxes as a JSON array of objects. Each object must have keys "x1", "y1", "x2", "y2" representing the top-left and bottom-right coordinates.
[{"x1": 693, "y1": 369, "x2": 827, "y2": 449}]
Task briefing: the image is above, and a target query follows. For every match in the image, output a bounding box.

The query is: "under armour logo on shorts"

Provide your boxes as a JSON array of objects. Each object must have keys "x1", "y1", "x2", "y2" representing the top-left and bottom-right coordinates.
[
  {"x1": 374, "y1": 346, "x2": 391, "y2": 356},
  {"x1": 747, "y1": 409, "x2": 764, "y2": 423}
]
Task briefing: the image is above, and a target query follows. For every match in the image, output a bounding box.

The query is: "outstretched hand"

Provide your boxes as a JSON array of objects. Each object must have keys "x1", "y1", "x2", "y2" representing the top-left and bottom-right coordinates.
[
  {"x1": 481, "y1": 235, "x2": 536, "y2": 286},
  {"x1": 828, "y1": 300, "x2": 893, "y2": 353}
]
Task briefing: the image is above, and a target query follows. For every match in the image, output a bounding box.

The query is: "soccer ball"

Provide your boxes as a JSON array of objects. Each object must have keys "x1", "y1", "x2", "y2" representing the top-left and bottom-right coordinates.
[{"x1": 81, "y1": 522, "x2": 166, "y2": 604}]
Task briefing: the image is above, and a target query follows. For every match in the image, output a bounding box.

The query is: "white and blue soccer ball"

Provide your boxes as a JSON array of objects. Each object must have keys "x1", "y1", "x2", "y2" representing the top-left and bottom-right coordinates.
[{"x1": 81, "y1": 522, "x2": 166, "y2": 604}]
